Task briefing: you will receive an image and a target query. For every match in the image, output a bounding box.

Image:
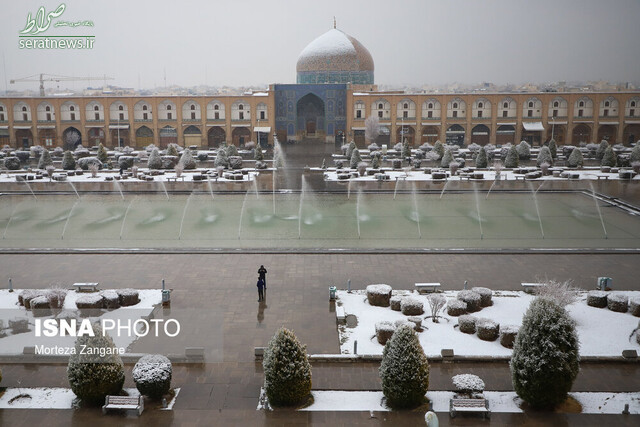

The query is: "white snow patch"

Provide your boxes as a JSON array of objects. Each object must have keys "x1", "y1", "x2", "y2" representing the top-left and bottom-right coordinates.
[
  {"x1": 298, "y1": 29, "x2": 356, "y2": 61},
  {"x1": 337, "y1": 290, "x2": 640, "y2": 357},
  {"x1": 299, "y1": 390, "x2": 640, "y2": 414}
]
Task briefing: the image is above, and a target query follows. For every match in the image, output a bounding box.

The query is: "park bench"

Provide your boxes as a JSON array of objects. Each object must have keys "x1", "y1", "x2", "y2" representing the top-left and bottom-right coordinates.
[
  {"x1": 102, "y1": 395, "x2": 144, "y2": 416},
  {"x1": 73, "y1": 282, "x2": 99, "y2": 292},
  {"x1": 521, "y1": 282, "x2": 544, "y2": 293},
  {"x1": 415, "y1": 282, "x2": 441, "y2": 293},
  {"x1": 449, "y1": 397, "x2": 490, "y2": 419},
  {"x1": 166, "y1": 176, "x2": 184, "y2": 182}
]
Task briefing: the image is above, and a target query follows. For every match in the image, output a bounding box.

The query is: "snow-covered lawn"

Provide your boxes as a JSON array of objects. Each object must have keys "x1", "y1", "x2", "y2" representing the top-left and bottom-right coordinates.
[
  {"x1": 321, "y1": 167, "x2": 637, "y2": 182},
  {"x1": 0, "y1": 289, "x2": 161, "y2": 354},
  {"x1": 337, "y1": 290, "x2": 640, "y2": 357},
  {"x1": 299, "y1": 390, "x2": 640, "y2": 414},
  {"x1": 0, "y1": 387, "x2": 180, "y2": 410}
]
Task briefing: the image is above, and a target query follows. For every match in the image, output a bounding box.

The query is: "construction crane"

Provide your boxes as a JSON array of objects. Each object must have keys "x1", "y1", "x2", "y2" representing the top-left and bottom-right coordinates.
[{"x1": 9, "y1": 73, "x2": 115, "y2": 96}]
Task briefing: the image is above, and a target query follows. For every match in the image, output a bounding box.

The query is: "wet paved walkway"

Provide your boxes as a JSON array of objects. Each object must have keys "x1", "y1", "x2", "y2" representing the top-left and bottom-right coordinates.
[{"x1": 0, "y1": 252, "x2": 639, "y2": 425}]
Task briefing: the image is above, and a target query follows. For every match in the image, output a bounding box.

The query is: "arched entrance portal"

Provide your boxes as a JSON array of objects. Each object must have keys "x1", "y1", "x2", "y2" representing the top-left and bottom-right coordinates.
[
  {"x1": 110, "y1": 129, "x2": 130, "y2": 148},
  {"x1": 396, "y1": 126, "x2": 415, "y2": 146},
  {"x1": 471, "y1": 124, "x2": 490, "y2": 145},
  {"x1": 183, "y1": 125, "x2": 202, "y2": 148},
  {"x1": 208, "y1": 127, "x2": 226, "y2": 148},
  {"x1": 88, "y1": 128, "x2": 105, "y2": 147},
  {"x1": 623, "y1": 124, "x2": 640, "y2": 146},
  {"x1": 296, "y1": 93, "x2": 325, "y2": 139},
  {"x1": 135, "y1": 126, "x2": 153, "y2": 148},
  {"x1": 16, "y1": 129, "x2": 33, "y2": 149},
  {"x1": 545, "y1": 125, "x2": 566, "y2": 145},
  {"x1": 421, "y1": 126, "x2": 439, "y2": 144},
  {"x1": 572, "y1": 124, "x2": 591, "y2": 145},
  {"x1": 63, "y1": 127, "x2": 82, "y2": 150},
  {"x1": 597, "y1": 125, "x2": 617, "y2": 144},
  {"x1": 496, "y1": 125, "x2": 515, "y2": 145},
  {"x1": 232, "y1": 127, "x2": 251, "y2": 147},
  {"x1": 446, "y1": 124, "x2": 465, "y2": 146},
  {"x1": 159, "y1": 126, "x2": 178, "y2": 148},
  {"x1": 38, "y1": 128, "x2": 56, "y2": 147}
]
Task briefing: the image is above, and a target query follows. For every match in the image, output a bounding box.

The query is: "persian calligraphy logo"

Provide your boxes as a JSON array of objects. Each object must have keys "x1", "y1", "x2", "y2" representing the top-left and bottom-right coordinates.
[{"x1": 18, "y1": 4, "x2": 95, "y2": 50}]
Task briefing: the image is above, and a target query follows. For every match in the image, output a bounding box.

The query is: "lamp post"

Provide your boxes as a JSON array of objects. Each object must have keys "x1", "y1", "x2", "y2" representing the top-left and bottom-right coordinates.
[
  {"x1": 551, "y1": 116, "x2": 555, "y2": 141},
  {"x1": 257, "y1": 118, "x2": 260, "y2": 149},
  {"x1": 117, "y1": 115, "x2": 121, "y2": 148}
]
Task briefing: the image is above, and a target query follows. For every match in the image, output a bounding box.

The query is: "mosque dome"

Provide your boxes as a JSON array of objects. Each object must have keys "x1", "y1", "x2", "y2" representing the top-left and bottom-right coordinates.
[{"x1": 296, "y1": 28, "x2": 374, "y2": 85}]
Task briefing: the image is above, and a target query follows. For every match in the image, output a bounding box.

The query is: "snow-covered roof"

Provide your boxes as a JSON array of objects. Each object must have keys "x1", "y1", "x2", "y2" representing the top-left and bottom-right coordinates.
[{"x1": 296, "y1": 29, "x2": 374, "y2": 73}]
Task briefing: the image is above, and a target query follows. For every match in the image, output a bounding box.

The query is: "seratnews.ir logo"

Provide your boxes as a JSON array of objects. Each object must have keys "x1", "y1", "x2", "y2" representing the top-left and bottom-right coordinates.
[{"x1": 18, "y1": 3, "x2": 95, "y2": 50}]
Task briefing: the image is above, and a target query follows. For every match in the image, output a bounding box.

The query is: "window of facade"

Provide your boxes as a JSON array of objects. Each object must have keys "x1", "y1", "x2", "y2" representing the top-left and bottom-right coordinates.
[
  {"x1": 502, "y1": 111, "x2": 508, "y2": 117},
  {"x1": 239, "y1": 112, "x2": 244, "y2": 120},
  {"x1": 403, "y1": 111, "x2": 408, "y2": 119},
  {"x1": 528, "y1": 102, "x2": 533, "y2": 108},
  {"x1": 94, "y1": 106, "x2": 99, "y2": 111},
  {"x1": 214, "y1": 105, "x2": 219, "y2": 110},
  {"x1": 214, "y1": 112, "x2": 219, "y2": 119},
  {"x1": 378, "y1": 103, "x2": 383, "y2": 109},
  {"x1": 527, "y1": 110, "x2": 533, "y2": 117},
  {"x1": 167, "y1": 112, "x2": 172, "y2": 120},
  {"x1": 46, "y1": 106, "x2": 50, "y2": 112},
  {"x1": 0, "y1": 114, "x2": 4, "y2": 121},
  {"x1": 95, "y1": 112, "x2": 100, "y2": 120},
  {"x1": 70, "y1": 106, "x2": 75, "y2": 111},
  {"x1": 553, "y1": 109, "x2": 558, "y2": 117},
  {"x1": 478, "y1": 102, "x2": 483, "y2": 108},
  {"x1": 191, "y1": 105, "x2": 195, "y2": 110},
  {"x1": 427, "y1": 111, "x2": 433, "y2": 118},
  {"x1": 631, "y1": 101, "x2": 636, "y2": 107},
  {"x1": 119, "y1": 105, "x2": 124, "y2": 111},
  {"x1": 428, "y1": 103, "x2": 433, "y2": 109},
  {"x1": 453, "y1": 102, "x2": 458, "y2": 109},
  {"x1": 378, "y1": 111, "x2": 383, "y2": 118},
  {"x1": 143, "y1": 113, "x2": 148, "y2": 120},
  {"x1": 605, "y1": 101, "x2": 610, "y2": 107},
  {"x1": 503, "y1": 102, "x2": 508, "y2": 108},
  {"x1": 579, "y1": 101, "x2": 584, "y2": 107},
  {"x1": 143, "y1": 105, "x2": 148, "y2": 111},
  {"x1": 167, "y1": 105, "x2": 172, "y2": 110},
  {"x1": 46, "y1": 113, "x2": 51, "y2": 121},
  {"x1": 403, "y1": 103, "x2": 408, "y2": 109},
  {"x1": 260, "y1": 111, "x2": 265, "y2": 120},
  {"x1": 356, "y1": 110, "x2": 362, "y2": 119},
  {"x1": 578, "y1": 109, "x2": 583, "y2": 117},
  {"x1": 119, "y1": 113, "x2": 124, "y2": 120},
  {"x1": 453, "y1": 111, "x2": 457, "y2": 118},
  {"x1": 603, "y1": 109, "x2": 609, "y2": 117},
  {"x1": 477, "y1": 110, "x2": 483, "y2": 118},
  {"x1": 631, "y1": 109, "x2": 636, "y2": 116},
  {"x1": 23, "y1": 113, "x2": 28, "y2": 121},
  {"x1": 239, "y1": 105, "x2": 244, "y2": 110},
  {"x1": 70, "y1": 113, "x2": 75, "y2": 120},
  {"x1": 554, "y1": 101, "x2": 559, "y2": 108},
  {"x1": 191, "y1": 112, "x2": 196, "y2": 119}
]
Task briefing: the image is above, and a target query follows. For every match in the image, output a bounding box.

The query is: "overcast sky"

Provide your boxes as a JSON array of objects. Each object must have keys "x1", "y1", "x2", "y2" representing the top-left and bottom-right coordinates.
[{"x1": 1, "y1": 0, "x2": 639, "y2": 92}]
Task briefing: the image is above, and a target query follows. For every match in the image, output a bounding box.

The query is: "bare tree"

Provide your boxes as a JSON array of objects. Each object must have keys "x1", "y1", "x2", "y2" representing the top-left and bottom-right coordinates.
[
  {"x1": 426, "y1": 294, "x2": 446, "y2": 323},
  {"x1": 534, "y1": 278, "x2": 580, "y2": 307},
  {"x1": 365, "y1": 115, "x2": 380, "y2": 145}
]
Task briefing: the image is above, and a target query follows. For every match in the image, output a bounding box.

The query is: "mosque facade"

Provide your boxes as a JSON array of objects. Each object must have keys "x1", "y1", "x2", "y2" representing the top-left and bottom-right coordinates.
[{"x1": 1, "y1": 26, "x2": 639, "y2": 150}]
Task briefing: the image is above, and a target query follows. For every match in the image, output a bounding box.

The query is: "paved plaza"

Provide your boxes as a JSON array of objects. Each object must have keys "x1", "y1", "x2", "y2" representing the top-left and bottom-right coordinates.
[{"x1": 0, "y1": 252, "x2": 639, "y2": 425}]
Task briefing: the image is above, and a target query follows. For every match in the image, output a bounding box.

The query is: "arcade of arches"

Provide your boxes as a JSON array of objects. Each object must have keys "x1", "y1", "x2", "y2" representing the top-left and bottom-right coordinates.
[
  {"x1": 232, "y1": 127, "x2": 251, "y2": 147},
  {"x1": 396, "y1": 125, "x2": 415, "y2": 146},
  {"x1": 135, "y1": 126, "x2": 154, "y2": 147},
  {"x1": 111, "y1": 129, "x2": 129, "y2": 148},
  {"x1": 159, "y1": 126, "x2": 178, "y2": 148},
  {"x1": 183, "y1": 125, "x2": 202, "y2": 147}
]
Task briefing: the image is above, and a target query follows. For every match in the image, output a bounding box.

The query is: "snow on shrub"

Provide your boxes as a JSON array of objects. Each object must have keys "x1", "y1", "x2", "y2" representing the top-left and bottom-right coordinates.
[
  {"x1": 601, "y1": 146, "x2": 617, "y2": 167},
  {"x1": 440, "y1": 148, "x2": 453, "y2": 168},
  {"x1": 345, "y1": 141, "x2": 356, "y2": 159},
  {"x1": 586, "y1": 291, "x2": 608, "y2": 308},
  {"x1": 46, "y1": 286, "x2": 67, "y2": 309},
  {"x1": 607, "y1": 293, "x2": 628, "y2": 313},
  {"x1": 101, "y1": 290, "x2": 120, "y2": 309},
  {"x1": 390, "y1": 295, "x2": 402, "y2": 311},
  {"x1": 19, "y1": 289, "x2": 44, "y2": 308},
  {"x1": 400, "y1": 297, "x2": 424, "y2": 316},
  {"x1": 375, "y1": 321, "x2": 395, "y2": 345},
  {"x1": 379, "y1": 325, "x2": 429, "y2": 409},
  {"x1": 476, "y1": 318, "x2": 499, "y2": 341},
  {"x1": 510, "y1": 297, "x2": 579, "y2": 409},
  {"x1": 499, "y1": 325, "x2": 519, "y2": 348},
  {"x1": 516, "y1": 141, "x2": 531, "y2": 160},
  {"x1": 37, "y1": 149, "x2": 53, "y2": 169},
  {"x1": 133, "y1": 354, "x2": 172, "y2": 399},
  {"x1": 225, "y1": 145, "x2": 238, "y2": 157},
  {"x1": 407, "y1": 316, "x2": 422, "y2": 330},
  {"x1": 214, "y1": 148, "x2": 229, "y2": 168},
  {"x1": 567, "y1": 147, "x2": 584, "y2": 168},
  {"x1": 30, "y1": 295, "x2": 51, "y2": 314},
  {"x1": 4, "y1": 157, "x2": 21, "y2": 170},
  {"x1": 179, "y1": 149, "x2": 196, "y2": 170},
  {"x1": 595, "y1": 140, "x2": 609, "y2": 160},
  {"x1": 446, "y1": 299, "x2": 467, "y2": 316},
  {"x1": 536, "y1": 146, "x2": 553, "y2": 167},
  {"x1": 117, "y1": 155, "x2": 135, "y2": 169},
  {"x1": 366, "y1": 284, "x2": 392, "y2": 307},
  {"x1": 75, "y1": 294, "x2": 104, "y2": 309},
  {"x1": 228, "y1": 156, "x2": 243, "y2": 169},
  {"x1": 630, "y1": 297, "x2": 640, "y2": 317},
  {"x1": 452, "y1": 374, "x2": 485, "y2": 395},
  {"x1": 475, "y1": 147, "x2": 488, "y2": 168},
  {"x1": 504, "y1": 145, "x2": 519, "y2": 168},
  {"x1": 471, "y1": 287, "x2": 492, "y2": 307},
  {"x1": 457, "y1": 290, "x2": 481, "y2": 313},
  {"x1": 350, "y1": 148, "x2": 362, "y2": 169},
  {"x1": 458, "y1": 315, "x2": 477, "y2": 334},
  {"x1": 61, "y1": 151, "x2": 76, "y2": 170},
  {"x1": 67, "y1": 322, "x2": 125, "y2": 405},
  {"x1": 395, "y1": 319, "x2": 415, "y2": 331},
  {"x1": 77, "y1": 157, "x2": 103, "y2": 170},
  {"x1": 117, "y1": 288, "x2": 140, "y2": 306},
  {"x1": 535, "y1": 279, "x2": 580, "y2": 307},
  {"x1": 426, "y1": 294, "x2": 446, "y2": 323},
  {"x1": 263, "y1": 327, "x2": 312, "y2": 407},
  {"x1": 147, "y1": 148, "x2": 163, "y2": 169}
]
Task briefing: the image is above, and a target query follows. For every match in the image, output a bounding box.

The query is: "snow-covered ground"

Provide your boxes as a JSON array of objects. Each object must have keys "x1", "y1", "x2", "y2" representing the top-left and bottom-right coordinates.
[
  {"x1": 0, "y1": 169, "x2": 260, "y2": 183},
  {"x1": 321, "y1": 167, "x2": 638, "y2": 182},
  {"x1": 299, "y1": 390, "x2": 640, "y2": 414},
  {"x1": 0, "y1": 387, "x2": 180, "y2": 410},
  {"x1": 0, "y1": 289, "x2": 161, "y2": 354},
  {"x1": 337, "y1": 290, "x2": 640, "y2": 357}
]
